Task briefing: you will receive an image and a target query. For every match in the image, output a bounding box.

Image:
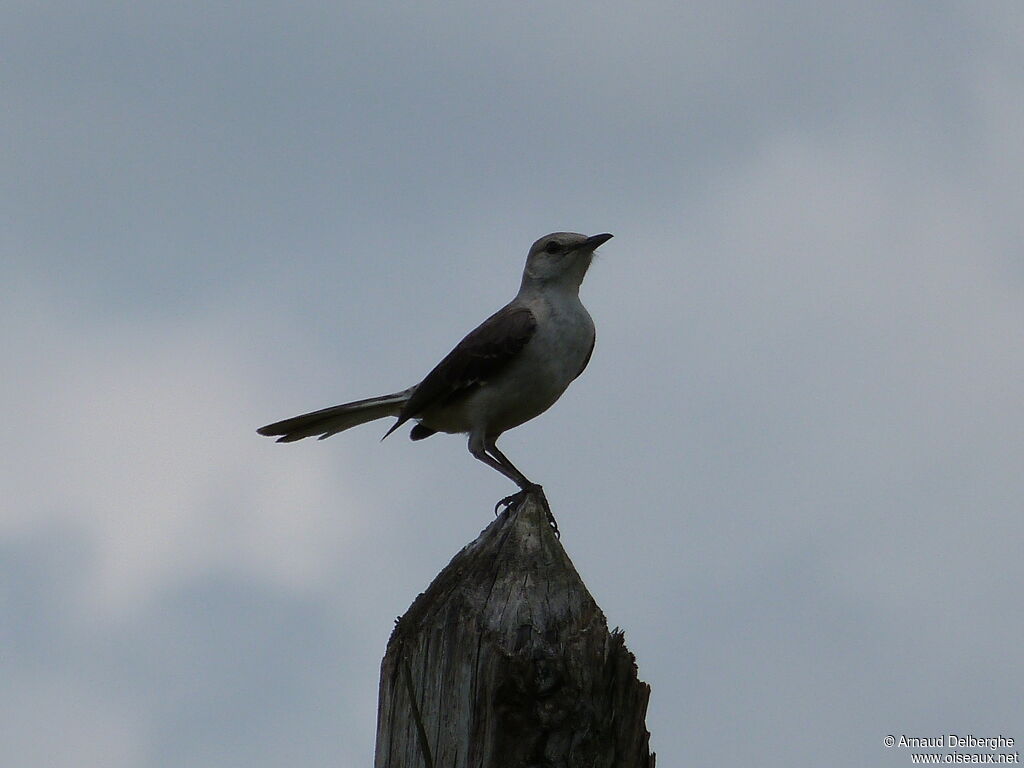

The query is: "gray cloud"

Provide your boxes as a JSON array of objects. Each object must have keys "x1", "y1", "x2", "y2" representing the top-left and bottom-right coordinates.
[{"x1": 3, "y1": 1, "x2": 1022, "y2": 765}]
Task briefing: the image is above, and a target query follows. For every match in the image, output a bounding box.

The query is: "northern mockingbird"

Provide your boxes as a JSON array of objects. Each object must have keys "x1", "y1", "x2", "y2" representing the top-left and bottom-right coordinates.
[{"x1": 258, "y1": 231, "x2": 612, "y2": 519}]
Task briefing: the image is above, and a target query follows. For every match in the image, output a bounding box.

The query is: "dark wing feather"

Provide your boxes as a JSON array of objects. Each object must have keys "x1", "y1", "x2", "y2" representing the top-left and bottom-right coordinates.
[
  {"x1": 383, "y1": 303, "x2": 537, "y2": 438},
  {"x1": 574, "y1": 335, "x2": 595, "y2": 381}
]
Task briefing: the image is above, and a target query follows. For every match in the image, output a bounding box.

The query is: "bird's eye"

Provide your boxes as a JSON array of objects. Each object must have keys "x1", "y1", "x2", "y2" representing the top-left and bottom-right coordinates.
[{"x1": 543, "y1": 241, "x2": 562, "y2": 254}]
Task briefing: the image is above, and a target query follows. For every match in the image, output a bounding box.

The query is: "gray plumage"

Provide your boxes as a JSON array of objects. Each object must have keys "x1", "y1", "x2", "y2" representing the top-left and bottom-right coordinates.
[{"x1": 258, "y1": 231, "x2": 612, "y2": 496}]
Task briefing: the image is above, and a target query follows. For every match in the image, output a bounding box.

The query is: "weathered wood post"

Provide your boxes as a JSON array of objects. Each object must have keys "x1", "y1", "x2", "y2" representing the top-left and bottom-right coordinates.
[{"x1": 374, "y1": 491, "x2": 655, "y2": 768}]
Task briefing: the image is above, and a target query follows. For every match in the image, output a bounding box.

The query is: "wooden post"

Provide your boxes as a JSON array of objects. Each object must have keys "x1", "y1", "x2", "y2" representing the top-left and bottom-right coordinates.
[{"x1": 374, "y1": 492, "x2": 655, "y2": 768}]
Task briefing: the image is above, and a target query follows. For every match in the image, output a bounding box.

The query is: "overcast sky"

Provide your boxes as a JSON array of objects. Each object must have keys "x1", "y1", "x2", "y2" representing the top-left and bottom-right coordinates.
[{"x1": 3, "y1": 2, "x2": 1023, "y2": 766}]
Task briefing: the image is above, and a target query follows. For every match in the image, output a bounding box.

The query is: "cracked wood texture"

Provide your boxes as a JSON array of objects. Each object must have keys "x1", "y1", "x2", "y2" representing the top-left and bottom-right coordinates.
[{"x1": 374, "y1": 493, "x2": 655, "y2": 768}]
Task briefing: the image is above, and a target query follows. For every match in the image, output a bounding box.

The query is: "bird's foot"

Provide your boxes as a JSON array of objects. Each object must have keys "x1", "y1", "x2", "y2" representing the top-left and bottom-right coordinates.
[
  {"x1": 494, "y1": 483, "x2": 541, "y2": 514},
  {"x1": 494, "y1": 488, "x2": 528, "y2": 515},
  {"x1": 494, "y1": 484, "x2": 559, "y2": 538}
]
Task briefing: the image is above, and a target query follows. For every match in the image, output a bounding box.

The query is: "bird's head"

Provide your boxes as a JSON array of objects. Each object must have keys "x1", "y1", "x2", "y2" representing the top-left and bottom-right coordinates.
[{"x1": 520, "y1": 232, "x2": 613, "y2": 291}]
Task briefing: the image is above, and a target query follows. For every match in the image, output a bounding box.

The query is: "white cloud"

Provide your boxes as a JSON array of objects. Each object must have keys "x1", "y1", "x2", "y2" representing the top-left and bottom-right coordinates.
[{"x1": 1, "y1": 284, "x2": 373, "y2": 617}]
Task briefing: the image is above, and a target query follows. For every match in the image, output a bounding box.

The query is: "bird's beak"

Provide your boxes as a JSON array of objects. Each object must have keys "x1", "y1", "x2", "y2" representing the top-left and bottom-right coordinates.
[{"x1": 581, "y1": 233, "x2": 613, "y2": 250}]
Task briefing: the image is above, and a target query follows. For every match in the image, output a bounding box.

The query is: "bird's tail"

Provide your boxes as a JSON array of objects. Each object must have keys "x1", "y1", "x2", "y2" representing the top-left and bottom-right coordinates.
[{"x1": 257, "y1": 389, "x2": 412, "y2": 443}]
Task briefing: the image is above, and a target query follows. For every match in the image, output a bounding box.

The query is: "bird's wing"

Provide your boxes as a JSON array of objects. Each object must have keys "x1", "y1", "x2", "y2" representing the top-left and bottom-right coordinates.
[
  {"x1": 383, "y1": 302, "x2": 537, "y2": 438},
  {"x1": 574, "y1": 335, "x2": 595, "y2": 381}
]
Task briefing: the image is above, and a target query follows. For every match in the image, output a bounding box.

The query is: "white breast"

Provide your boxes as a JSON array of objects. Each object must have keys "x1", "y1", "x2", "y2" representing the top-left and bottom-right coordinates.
[{"x1": 467, "y1": 291, "x2": 595, "y2": 434}]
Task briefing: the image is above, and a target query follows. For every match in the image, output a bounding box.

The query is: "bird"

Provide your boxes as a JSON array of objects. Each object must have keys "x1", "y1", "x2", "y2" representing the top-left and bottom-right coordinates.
[{"x1": 257, "y1": 231, "x2": 612, "y2": 522}]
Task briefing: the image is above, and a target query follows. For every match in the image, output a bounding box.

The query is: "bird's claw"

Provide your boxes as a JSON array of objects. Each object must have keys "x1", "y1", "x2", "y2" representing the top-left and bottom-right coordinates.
[
  {"x1": 494, "y1": 484, "x2": 559, "y2": 538},
  {"x1": 494, "y1": 483, "x2": 541, "y2": 514},
  {"x1": 494, "y1": 490, "x2": 526, "y2": 515}
]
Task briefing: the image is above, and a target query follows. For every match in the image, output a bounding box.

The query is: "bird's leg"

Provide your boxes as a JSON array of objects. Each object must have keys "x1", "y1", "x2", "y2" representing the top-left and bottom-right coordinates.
[
  {"x1": 468, "y1": 432, "x2": 530, "y2": 487},
  {"x1": 485, "y1": 440, "x2": 558, "y2": 537},
  {"x1": 484, "y1": 440, "x2": 533, "y2": 488},
  {"x1": 467, "y1": 433, "x2": 558, "y2": 535}
]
